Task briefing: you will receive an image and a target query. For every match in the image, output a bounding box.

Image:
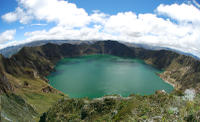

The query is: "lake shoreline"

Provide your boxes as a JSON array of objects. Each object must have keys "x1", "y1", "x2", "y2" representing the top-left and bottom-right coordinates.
[
  {"x1": 158, "y1": 72, "x2": 181, "y2": 90},
  {"x1": 48, "y1": 55, "x2": 174, "y2": 98}
]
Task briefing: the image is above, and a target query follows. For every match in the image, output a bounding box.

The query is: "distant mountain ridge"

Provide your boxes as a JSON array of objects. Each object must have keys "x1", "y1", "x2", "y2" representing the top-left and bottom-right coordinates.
[
  {"x1": 0, "y1": 40, "x2": 200, "y2": 121},
  {"x1": 0, "y1": 40, "x2": 71, "y2": 57},
  {"x1": 1, "y1": 40, "x2": 199, "y2": 60},
  {"x1": 1, "y1": 40, "x2": 199, "y2": 93}
]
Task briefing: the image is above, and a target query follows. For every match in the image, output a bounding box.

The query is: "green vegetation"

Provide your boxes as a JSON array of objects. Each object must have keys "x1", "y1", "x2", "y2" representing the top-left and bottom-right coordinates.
[
  {"x1": 1, "y1": 93, "x2": 37, "y2": 122},
  {"x1": 1, "y1": 73, "x2": 65, "y2": 121},
  {"x1": 40, "y1": 91, "x2": 200, "y2": 122},
  {"x1": 0, "y1": 41, "x2": 199, "y2": 121}
]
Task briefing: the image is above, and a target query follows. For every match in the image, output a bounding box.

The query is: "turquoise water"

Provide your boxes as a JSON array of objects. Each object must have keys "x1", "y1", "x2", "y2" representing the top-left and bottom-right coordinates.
[{"x1": 48, "y1": 55, "x2": 173, "y2": 98}]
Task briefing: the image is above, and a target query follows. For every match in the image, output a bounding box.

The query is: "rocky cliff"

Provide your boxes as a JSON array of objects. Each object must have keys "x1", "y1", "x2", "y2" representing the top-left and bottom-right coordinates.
[
  {"x1": 1, "y1": 41, "x2": 199, "y2": 93},
  {"x1": 0, "y1": 40, "x2": 199, "y2": 121},
  {"x1": 0, "y1": 54, "x2": 13, "y2": 94}
]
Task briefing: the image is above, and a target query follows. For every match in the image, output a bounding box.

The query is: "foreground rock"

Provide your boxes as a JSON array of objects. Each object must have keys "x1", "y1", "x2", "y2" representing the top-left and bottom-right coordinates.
[
  {"x1": 40, "y1": 91, "x2": 200, "y2": 122},
  {"x1": 0, "y1": 40, "x2": 199, "y2": 121}
]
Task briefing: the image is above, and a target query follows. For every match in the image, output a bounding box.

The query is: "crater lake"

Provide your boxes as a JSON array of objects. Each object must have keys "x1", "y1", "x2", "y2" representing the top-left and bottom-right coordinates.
[{"x1": 48, "y1": 55, "x2": 173, "y2": 98}]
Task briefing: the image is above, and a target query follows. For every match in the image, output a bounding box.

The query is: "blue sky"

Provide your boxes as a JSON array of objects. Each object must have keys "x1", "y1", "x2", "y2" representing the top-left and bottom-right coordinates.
[
  {"x1": 0, "y1": 0, "x2": 186, "y2": 39},
  {"x1": 70, "y1": 0, "x2": 185, "y2": 14},
  {"x1": 0, "y1": 0, "x2": 200, "y2": 57}
]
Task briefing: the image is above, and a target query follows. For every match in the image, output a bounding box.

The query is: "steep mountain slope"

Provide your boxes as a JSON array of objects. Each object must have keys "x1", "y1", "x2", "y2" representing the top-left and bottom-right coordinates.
[
  {"x1": 132, "y1": 47, "x2": 200, "y2": 90},
  {"x1": 1, "y1": 94, "x2": 37, "y2": 122},
  {"x1": 0, "y1": 54, "x2": 13, "y2": 94},
  {"x1": 0, "y1": 40, "x2": 199, "y2": 121},
  {"x1": 2, "y1": 41, "x2": 199, "y2": 92},
  {"x1": 40, "y1": 93, "x2": 200, "y2": 122}
]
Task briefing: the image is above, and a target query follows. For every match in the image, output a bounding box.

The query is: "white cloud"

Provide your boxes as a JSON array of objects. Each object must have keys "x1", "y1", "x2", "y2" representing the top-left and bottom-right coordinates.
[
  {"x1": 31, "y1": 23, "x2": 47, "y2": 26},
  {"x1": 156, "y1": 3, "x2": 200, "y2": 23},
  {"x1": 1, "y1": 1, "x2": 200, "y2": 58},
  {"x1": 23, "y1": 25, "x2": 114, "y2": 41},
  {"x1": 18, "y1": 0, "x2": 90, "y2": 27},
  {"x1": 193, "y1": 0, "x2": 200, "y2": 8},
  {"x1": 2, "y1": 0, "x2": 91, "y2": 27},
  {"x1": 19, "y1": 26, "x2": 24, "y2": 29},
  {"x1": 0, "y1": 30, "x2": 16, "y2": 43},
  {"x1": 2, "y1": 12, "x2": 18, "y2": 23},
  {"x1": 90, "y1": 11, "x2": 109, "y2": 24},
  {"x1": 2, "y1": 7, "x2": 32, "y2": 24},
  {"x1": 102, "y1": 11, "x2": 200, "y2": 56}
]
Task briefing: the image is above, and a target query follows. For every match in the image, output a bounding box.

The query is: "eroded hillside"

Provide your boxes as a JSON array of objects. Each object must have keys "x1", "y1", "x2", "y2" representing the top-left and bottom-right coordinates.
[{"x1": 0, "y1": 41, "x2": 199, "y2": 121}]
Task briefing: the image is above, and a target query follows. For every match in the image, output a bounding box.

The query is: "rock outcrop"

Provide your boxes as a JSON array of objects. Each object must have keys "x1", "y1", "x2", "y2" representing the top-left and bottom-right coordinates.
[
  {"x1": 0, "y1": 40, "x2": 200, "y2": 121},
  {"x1": 1, "y1": 40, "x2": 199, "y2": 93},
  {"x1": 0, "y1": 54, "x2": 13, "y2": 94}
]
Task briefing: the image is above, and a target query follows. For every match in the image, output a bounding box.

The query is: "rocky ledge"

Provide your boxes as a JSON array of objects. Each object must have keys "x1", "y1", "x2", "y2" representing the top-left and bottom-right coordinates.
[{"x1": 0, "y1": 40, "x2": 199, "y2": 121}]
